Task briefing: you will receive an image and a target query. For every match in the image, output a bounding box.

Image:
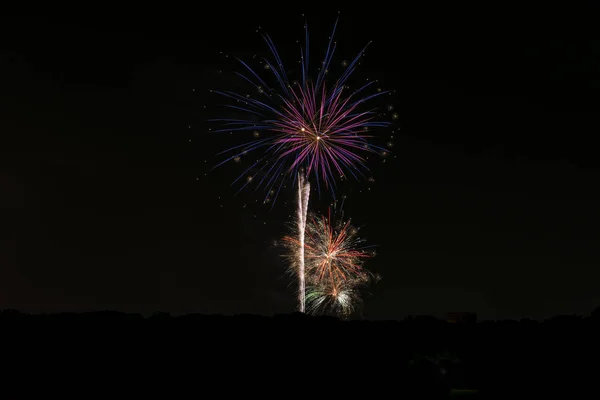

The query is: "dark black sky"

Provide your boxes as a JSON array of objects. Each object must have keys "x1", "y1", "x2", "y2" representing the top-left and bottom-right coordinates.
[{"x1": 1, "y1": 4, "x2": 599, "y2": 320}]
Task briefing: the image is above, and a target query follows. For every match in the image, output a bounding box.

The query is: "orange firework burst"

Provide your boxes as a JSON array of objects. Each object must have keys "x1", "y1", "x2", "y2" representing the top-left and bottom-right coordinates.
[
  {"x1": 281, "y1": 206, "x2": 377, "y2": 317},
  {"x1": 304, "y1": 209, "x2": 372, "y2": 286}
]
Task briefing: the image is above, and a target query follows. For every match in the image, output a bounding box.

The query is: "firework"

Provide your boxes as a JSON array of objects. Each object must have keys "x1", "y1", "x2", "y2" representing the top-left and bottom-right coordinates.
[
  {"x1": 306, "y1": 279, "x2": 360, "y2": 317},
  {"x1": 211, "y1": 17, "x2": 390, "y2": 200},
  {"x1": 282, "y1": 206, "x2": 377, "y2": 317},
  {"x1": 211, "y1": 17, "x2": 390, "y2": 312}
]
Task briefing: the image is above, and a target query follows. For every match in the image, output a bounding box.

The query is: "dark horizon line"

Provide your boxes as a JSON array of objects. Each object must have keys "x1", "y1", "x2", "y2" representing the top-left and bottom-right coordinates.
[{"x1": 1, "y1": 309, "x2": 598, "y2": 323}]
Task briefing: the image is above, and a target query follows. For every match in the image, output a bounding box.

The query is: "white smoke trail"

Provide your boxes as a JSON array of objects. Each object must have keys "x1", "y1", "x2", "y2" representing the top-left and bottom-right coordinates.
[{"x1": 296, "y1": 172, "x2": 311, "y2": 312}]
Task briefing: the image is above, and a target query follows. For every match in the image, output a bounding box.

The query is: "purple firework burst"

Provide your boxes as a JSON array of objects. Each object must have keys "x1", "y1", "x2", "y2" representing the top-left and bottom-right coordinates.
[{"x1": 210, "y1": 18, "x2": 390, "y2": 202}]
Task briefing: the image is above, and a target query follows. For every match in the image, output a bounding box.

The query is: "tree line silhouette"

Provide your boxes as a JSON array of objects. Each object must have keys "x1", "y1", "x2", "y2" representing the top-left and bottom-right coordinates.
[{"x1": 3, "y1": 307, "x2": 600, "y2": 398}]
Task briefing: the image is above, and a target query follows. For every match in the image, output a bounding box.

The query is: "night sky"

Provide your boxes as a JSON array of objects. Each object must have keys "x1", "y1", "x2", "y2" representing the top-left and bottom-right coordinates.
[{"x1": 1, "y1": 5, "x2": 599, "y2": 320}]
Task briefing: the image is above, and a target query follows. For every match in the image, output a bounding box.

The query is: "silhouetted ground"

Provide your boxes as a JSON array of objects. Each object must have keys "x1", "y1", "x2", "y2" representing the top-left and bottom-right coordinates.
[{"x1": 3, "y1": 309, "x2": 600, "y2": 398}]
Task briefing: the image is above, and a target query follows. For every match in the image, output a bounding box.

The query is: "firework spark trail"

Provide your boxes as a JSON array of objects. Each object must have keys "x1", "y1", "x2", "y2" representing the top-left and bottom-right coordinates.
[{"x1": 296, "y1": 172, "x2": 310, "y2": 312}]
